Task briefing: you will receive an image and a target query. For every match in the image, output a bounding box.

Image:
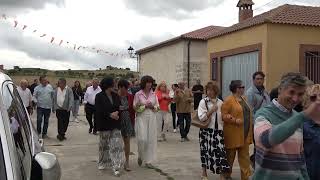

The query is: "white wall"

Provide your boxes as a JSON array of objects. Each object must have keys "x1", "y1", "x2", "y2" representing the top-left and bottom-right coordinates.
[{"x1": 139, "y1": 40, "x2": 208, "y2": 88}]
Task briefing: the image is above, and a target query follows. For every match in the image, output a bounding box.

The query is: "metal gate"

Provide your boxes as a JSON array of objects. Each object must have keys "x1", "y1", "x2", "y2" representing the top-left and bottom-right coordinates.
[
  {"x1": 222, "y1": 51, "x2": 259, "y2": 98},
  {"x1": 305, "y1": 52, "x2": 320, "y2": 84}
]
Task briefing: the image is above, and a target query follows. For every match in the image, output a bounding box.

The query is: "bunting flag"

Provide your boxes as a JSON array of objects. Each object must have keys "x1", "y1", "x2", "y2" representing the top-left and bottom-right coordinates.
[
  {"x1": 1, "y1": 15, "x2": 130, "y2": 59},
  {"x1": 14, "y1": 20, "x2": 18, "y2": 28}
]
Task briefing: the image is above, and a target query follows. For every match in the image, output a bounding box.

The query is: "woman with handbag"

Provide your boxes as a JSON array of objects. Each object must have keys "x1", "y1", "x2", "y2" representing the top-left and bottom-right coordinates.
[
  {"x1": 221, "y1": 80, "x2": 253, "y2": 180},
  {"x1": 197, "y1": 82, "x2": 230, "y2": 180}
]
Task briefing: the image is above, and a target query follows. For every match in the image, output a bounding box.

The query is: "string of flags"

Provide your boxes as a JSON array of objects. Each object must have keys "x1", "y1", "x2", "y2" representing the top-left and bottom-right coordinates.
[{"x1": 1, "y1": 14, "x2": 130, "y2": 58}]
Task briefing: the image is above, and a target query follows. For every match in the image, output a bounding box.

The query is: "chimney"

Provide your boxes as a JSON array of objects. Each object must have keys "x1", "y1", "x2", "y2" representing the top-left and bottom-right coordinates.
[{"x1": 237, "y1": 0, "x2": 254, "y2": 22}]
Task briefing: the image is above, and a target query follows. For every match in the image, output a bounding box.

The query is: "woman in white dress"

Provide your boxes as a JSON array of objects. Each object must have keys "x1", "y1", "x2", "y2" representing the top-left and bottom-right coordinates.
[{"x1": 133, "y1": 75, "x2": 159, "y2": 168}]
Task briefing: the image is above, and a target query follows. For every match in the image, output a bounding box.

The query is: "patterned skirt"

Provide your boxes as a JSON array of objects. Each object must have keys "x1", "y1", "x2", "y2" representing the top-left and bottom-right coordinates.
[
  {"x1": 199, "y1": 128, "x2": 230, "y2": 174},
  {"x1": 120, "y1": 111, "x2": 135, "y2": 137},
  {"x1": 98, "y1": 130, "x2": 125, "y2": 171}
]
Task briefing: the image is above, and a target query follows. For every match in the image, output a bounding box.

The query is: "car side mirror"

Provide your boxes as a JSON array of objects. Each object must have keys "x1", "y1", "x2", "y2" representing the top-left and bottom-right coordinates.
[{"x1": 35, "y1": 152, "x2": 61, "y2": 180}]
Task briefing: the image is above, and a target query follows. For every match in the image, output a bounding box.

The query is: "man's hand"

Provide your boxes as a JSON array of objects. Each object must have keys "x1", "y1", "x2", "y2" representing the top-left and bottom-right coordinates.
[
  {"x1": 304, "y1": 99, "x2": 320, "y2": 123},
  {"x1": 111, "y1": 111, "x2": 119, "y2": 120}
]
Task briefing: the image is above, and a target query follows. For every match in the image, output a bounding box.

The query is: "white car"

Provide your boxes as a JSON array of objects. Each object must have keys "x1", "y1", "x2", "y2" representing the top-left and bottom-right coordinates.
[{"x1": 0, "y1": 72, "x2": 61, "y2": 180}]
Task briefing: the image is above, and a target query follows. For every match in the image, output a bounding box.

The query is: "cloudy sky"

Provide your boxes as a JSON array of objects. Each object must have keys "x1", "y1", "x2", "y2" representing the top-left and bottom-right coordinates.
[{"x1": 0, "y1": 0, "x2": 318, "y2": 70}]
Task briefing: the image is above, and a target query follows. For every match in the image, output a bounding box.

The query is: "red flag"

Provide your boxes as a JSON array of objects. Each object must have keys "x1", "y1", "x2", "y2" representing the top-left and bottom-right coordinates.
[
  {"x1": 50, "y1": 37, "x2": 55, "y2": 43},
  {"x1": 33, "y1": 30, "x2": 37, "y2": 33},
  {"x1": 59, "y1": 40, "x2": 63, "y2": 46},
  {"x1": 2, "y1": 14, "x2": 6, "y2": 20},
  {"x1": 14, "y1": 20, "x2": 18, "y2": 28},
  {"x1": 40, "y1": 34, "x2": 46, "y2": 37},
  {"x1": 22, "y1": 25, "x2": 27, "y2": 30}
]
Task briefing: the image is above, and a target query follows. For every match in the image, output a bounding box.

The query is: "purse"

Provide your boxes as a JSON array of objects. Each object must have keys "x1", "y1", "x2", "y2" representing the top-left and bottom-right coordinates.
[{"x1": 191, "y1": 100, "x2": 211, "y2": 129}]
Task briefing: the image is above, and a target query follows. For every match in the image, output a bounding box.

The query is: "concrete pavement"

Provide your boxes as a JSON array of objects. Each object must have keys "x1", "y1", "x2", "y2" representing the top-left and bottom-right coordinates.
[{"x1": 33, "y1": 107, "x2": 247, "y2": 180}]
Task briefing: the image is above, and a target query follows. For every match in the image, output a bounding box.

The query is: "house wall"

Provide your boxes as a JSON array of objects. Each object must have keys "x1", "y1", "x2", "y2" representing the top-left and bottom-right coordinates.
[
  {"x1": 139, "y1": 41, "x2": 184, "y2": 86},
  {"x1": 139, "y1": 40, "x2": 209, "y2": 88},
  {"x1": 207, "y1": 24, "x2": 268, "y2": 87},
  {"x1": 266, "y1": 24, "x2": 320, "y2": 88}
]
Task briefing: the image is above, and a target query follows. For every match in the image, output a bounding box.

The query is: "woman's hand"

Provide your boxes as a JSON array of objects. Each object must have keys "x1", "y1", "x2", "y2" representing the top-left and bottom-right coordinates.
[
  {"x1": 304, "y1": 99, "x2": 320, "y2": 123},
  {"x1": 110, "y1": 111, "x2": 119, "y2": 120}
]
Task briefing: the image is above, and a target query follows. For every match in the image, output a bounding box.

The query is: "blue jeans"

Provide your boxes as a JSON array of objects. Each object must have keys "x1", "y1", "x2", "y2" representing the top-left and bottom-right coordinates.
[
  {"x1": 37, "y1": 107, "x2": 51, "y2": 135},
  {"x1": 177, "y1": 113, "x2": 191, "y2": 138},
  {"x1": 72, "y1": 100, "x2": 80, "y2": 118}
]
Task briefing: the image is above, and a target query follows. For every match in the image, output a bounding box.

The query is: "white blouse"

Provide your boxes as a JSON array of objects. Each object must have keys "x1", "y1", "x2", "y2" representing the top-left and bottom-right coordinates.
[{"x1": 197, "y1": 97, "x2": 224, "y2": 130}]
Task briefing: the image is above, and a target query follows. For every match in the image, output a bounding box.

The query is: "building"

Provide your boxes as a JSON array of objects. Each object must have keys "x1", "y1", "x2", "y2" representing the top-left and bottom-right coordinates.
[
  {"x1": 137, "y1": 26, "x2": 225, "y2": 88},
  {"x1": 207, "y1": 0, "x2": 320, "y2": 97}
]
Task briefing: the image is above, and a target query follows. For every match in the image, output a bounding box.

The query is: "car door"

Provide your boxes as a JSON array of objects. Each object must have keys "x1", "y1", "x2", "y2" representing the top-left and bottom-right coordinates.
[{"x1": 2, "y1": 82, "x2": 33, "y2": 180}]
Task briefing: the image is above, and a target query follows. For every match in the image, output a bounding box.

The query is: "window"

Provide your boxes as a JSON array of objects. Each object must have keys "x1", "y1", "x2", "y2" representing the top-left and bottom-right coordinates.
[
  {"x1": 211, "y1": 58, "x2": 218, "y2": 80},
  {"x1": 0, "y1": 138, "x2": 7, "y2": 180},
  {"x1": 2, "y1": 83, "x2": 32, "y2": 179},
  {"x1": 305, "y1": 51, "x2": 320, "y2": 84}
]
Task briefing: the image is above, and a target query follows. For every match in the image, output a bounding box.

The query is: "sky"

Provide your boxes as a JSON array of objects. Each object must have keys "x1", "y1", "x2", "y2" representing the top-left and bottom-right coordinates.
[{"x1": 0, "y1": 0, "x2": 319, "y2": 71}]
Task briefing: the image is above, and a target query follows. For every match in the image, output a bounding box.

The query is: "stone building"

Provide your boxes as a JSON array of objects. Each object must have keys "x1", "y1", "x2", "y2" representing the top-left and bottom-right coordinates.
[{"x1": 136, "y1": 26, "x2": 224, "y2": 88}]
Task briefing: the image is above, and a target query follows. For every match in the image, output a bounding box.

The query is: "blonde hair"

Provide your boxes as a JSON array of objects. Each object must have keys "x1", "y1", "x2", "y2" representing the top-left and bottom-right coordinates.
[
  {"x1": 156, "y1": 81, "x2": 168, "y2": 92},
  {"x1": 303, "y1": 84, "x2": 320, "y2": 108}
]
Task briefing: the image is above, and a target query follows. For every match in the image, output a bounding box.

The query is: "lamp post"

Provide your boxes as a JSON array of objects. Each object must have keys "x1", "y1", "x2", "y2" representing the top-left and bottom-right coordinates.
[{"x1": 127, "y1": 46, "x2": 139, "y2": 72}]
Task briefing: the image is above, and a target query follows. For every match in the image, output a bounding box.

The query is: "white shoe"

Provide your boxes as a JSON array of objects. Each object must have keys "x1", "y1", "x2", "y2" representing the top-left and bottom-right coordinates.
[
  {"x1": 74, "y1": 118, "x2": 80, "y2": 123},
  {"x1": 98, "y1": 165, "x2": 106, "y2": 170},
  {"x1": 113, "y1": 170, "x2": 120, "y2": 177},
  {"x1": 173, "y1": 129, "x2": 177, "y2": 133}
]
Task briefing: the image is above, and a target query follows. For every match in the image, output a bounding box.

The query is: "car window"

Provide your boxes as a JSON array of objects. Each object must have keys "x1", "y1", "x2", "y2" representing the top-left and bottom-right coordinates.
[
  {"x1": 0, "y1": 138, "x2": 7, "y2": 180},
  {"x1": 2, "y1": 84, "x2": 32, "y2": 180}
]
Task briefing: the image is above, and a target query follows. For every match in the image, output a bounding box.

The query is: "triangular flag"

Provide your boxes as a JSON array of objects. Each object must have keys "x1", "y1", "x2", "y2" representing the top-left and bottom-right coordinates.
[
  {"x1": 22, "y1": 25, "x2": 27, "y2": 30},
  {"x1": 14, "y1": 20, "x2": 18, "y2": 28},
  {"x1": 50, "y1": 37, "x2": 55, "y2": 43},
  {"x1": 59, "y1": 40, "x2": 63, "y2": 46}
]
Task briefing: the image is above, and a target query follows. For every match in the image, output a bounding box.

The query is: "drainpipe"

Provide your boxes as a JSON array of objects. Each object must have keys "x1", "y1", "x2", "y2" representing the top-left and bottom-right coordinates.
[{"x1": 187, "y1": 40, "x2": 191, "y2": 88}]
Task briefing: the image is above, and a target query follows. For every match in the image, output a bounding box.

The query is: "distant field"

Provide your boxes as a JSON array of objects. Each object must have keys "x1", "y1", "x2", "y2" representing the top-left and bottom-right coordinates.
[{"x1": 6, "y1": 67, "x2": 138, "y2": 87}]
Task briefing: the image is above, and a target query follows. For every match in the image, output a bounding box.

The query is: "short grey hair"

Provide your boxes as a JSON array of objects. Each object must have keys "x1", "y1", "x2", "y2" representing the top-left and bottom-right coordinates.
[{"x1": 279, "y1": 72, "x2": 308, "y2": 89}]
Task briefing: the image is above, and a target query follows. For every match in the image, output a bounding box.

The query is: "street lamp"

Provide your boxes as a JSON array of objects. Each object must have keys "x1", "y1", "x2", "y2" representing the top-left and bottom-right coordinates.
[{"x1": 127, "y1": 46, "x2": 139, "y2": 72}]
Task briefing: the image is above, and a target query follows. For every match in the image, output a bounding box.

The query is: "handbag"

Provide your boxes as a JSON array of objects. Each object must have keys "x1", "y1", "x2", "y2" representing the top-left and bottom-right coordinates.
[{"x1": 191, "y1": 100, "x2": 211, "y2": 129}]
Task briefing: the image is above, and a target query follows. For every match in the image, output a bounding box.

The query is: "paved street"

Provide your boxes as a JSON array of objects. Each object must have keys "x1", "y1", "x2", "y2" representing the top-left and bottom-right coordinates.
[{"x1": 32, "y1": 107, "x2": 247, "y2": 180}]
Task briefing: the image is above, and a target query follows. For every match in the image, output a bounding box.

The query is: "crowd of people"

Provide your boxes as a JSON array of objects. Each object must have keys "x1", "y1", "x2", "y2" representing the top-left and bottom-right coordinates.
[{"x1": 15, "y1": 71, "x2": 320, "y2": 179}]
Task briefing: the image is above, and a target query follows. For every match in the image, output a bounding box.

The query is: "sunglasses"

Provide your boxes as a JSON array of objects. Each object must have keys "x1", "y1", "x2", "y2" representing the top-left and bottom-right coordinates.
[{"x1": 237, "y1": 86, "x2": 245, "y2": 89}]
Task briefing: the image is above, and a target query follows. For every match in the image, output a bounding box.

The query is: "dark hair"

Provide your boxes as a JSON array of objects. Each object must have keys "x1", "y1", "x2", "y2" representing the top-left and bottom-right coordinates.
[
  {"x1": 58, "y1": 78, "x2": 66, "y2": 84},
  {"x1": 229, "y1": 80, "x2": 243, "y2": 93},
  {"x1": 74, "y1": 80, "x2": 82, "y2": 89},
  {"x1": 140, "y1": 75, "x2": 154, "y2": 90},
  {"x1": 252, "y1": 71, "x2": 265, "y2": 80},
  {"x1": 172, "y1": 84, "x2": 179, "y2": 88},
  {"x1": 100, "y1": 77, "x2": 114, "y2": 91},
  {"x1": 205, "y1": 81, "x2": 220, "y2": 95},
  {"x1": 39, "y1": 75, "x2": 46, "y2": 81},
  {"x1": 118, "y1": 79, "x2": 129, "y2": 89}
]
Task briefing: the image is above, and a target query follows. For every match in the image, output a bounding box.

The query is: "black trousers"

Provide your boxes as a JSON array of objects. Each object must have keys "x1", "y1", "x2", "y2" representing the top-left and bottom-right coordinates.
[
  {"x1": 85, "y1": 104, "x2": 96, "y2": 132},
  {"x1": 56, "y1": 109, "x2": 70, "y2": 137},
  {"x1": 171, "y1": 103, "x2": 177, "y2": 129},
  {"x1": 177, "y1": 113, "x2": 191, "y2": 138}
]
